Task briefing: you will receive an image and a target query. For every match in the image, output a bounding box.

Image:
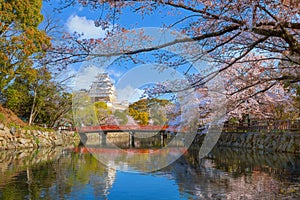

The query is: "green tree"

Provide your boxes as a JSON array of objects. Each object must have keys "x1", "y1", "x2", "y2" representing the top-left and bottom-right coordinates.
[
  {"x1": 94, "y1": 101, "x2": 112, "y2": 125},
  {"x1": 4, "y1": 67, "x2": 72, "y2": 126},
  {"x1": 35, "y1": 90, "x2": 73, "y2": 127},
  {"x1": 72, "y1": 91, "x2": 97, "y2": 127},
  {"x1": 114, "y1": 110, "x2": 128, "y2": 125},
  {"x1": 4, "y1": 68, "x2": 40, "y2": 122},
  {"x1": 27, "y1": 67, "x2": 53, "y2": 125},
  {"x1": 138, "y1": 112, "x2": 149, "y2": 125},
  {"x1": 0, "y1": 0, "x2": 50, "y2": 91},
  {"x1": 150, "y1": 106, "x2": 167, "y2": 125},
  {"x1": 128, "y1": 98, "x2": 172, "y2": 125}
]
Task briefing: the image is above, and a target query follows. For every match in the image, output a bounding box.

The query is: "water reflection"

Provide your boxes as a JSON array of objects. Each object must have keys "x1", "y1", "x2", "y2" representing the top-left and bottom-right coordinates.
[
  {"x1": 80, "y1": 132, "x2": 189, "y2": 172},
  {"x1": 164, "y1": 147, "x2": 300, "y2": 199},
  {"x1": 0, "y1": 145, "x2": 299, "y2": 199},
  {"x1": 0, "y1": 147, "x2": 114, "y2": 200}
]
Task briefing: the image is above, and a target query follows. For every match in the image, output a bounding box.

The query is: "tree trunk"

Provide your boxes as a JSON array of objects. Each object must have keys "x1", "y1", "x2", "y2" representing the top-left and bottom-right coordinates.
[{"x1": 29, "y1": 87, "x2": 37, "y2": 125}]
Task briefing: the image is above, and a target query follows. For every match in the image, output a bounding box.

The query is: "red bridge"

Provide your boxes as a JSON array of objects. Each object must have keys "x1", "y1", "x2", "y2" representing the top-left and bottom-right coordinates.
[
  {"x1": 78, "y1": 125, "x2": 178, "y2": 133},
  {"x1": 78, "y1": 125, "x2": 185, "y2": 148}
]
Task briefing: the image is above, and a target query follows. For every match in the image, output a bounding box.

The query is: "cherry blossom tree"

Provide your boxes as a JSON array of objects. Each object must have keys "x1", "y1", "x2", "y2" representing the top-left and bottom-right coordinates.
[
  {"x1": 53, "y1": 0, "x2": 300, "y2": 84},
  {"x1": 50, "y1": 0, "x2": 300, "y2": 121}
]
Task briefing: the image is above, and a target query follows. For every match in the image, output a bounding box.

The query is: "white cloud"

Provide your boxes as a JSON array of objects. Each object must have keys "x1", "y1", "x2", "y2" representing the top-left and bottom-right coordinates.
[
  {"x1": 66, "y1": 15, "x2": 107, "y2": 39},
  {"x1": 116, "y1": 86, "x2": 145, "y2": 103},
  {"x1": 108, "y1": 69, "x2": 123, "y2": 79},
  {"x1": 74, "y1": 65, "x2": 104, "y2": 90}
]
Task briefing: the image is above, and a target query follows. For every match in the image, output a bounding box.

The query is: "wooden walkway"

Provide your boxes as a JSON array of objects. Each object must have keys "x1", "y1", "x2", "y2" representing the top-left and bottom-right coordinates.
[{"x1": 223, "y1": 120, "x2": 300, "y2": 133}]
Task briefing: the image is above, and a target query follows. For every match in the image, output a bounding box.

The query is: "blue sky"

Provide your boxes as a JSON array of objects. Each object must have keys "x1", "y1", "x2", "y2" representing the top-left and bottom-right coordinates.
[
  {"x1": 41, "y1": 1, "x2": 184, "y2": 38},
  {"x1": 41, "y1": 1, "x2": 207, "y2": 102}
]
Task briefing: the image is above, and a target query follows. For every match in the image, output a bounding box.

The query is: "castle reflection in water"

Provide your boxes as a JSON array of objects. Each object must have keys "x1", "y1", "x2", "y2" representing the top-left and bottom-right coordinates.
[{"x1": 0, "y1": 143, "x2": 300, "y2": 199}]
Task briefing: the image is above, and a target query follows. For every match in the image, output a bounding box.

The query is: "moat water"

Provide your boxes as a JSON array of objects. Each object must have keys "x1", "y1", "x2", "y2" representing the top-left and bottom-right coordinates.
[{"x1": 0, "y1": 144, "x2": 299, "y2": 199}]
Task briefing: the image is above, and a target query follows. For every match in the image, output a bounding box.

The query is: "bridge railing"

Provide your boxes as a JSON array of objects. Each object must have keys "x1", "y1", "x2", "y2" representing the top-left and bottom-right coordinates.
[
  {"x1": 77, "y1": 125, "x2": 173, "y2": 133},
  {"x1": 222, "y1": 120, "x2": 300, "y2": 133}
]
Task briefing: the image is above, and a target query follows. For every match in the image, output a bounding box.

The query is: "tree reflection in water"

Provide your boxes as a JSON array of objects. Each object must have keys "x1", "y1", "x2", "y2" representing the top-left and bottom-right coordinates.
[
  {"x1": 0, "y1": 145, "x2": 299, "y2": 199},
  {"x1": 163, "y1": 146, "x2": 300, "y2": 199},
  {"x1": 0, "y1": 147, "x2": 114, "y2": 200}
]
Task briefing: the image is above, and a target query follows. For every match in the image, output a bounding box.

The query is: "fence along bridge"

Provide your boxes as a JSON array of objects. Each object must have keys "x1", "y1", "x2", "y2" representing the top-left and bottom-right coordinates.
[{"x1": 78, "y1": 125, "x2": 179, "y2": 148}]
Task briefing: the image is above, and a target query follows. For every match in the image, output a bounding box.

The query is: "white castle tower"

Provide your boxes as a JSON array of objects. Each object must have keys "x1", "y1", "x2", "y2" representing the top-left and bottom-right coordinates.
[{"x1": 89, "y1": 73, "x2": 116, "y2": 103}]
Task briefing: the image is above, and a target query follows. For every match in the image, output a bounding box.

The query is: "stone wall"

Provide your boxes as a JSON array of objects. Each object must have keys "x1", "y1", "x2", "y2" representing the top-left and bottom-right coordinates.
[
  {"x1": 0, "y1": 124, "x2": 80, "y2": 150},
  {"x1": 215, "y1": 132, "x2": 300, "y2": 153}
]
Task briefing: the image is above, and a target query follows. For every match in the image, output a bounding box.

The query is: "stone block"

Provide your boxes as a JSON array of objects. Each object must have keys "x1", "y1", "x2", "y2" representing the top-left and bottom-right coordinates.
[
  {"x1": 0, "y1": 130, "x2": 5, "y2": 137},
  {"x1": 286, "y1": 143, "x2": 296, "y2": 153},
  {"x1": 0, "y1": 123, "x2": 4, "y2": 130},
  {"x1": 10, "y1": 127, "x2": 16, "y2": 135},
  {"x1": 258, "y1": 144, "x2": 264, "y2": 149}
]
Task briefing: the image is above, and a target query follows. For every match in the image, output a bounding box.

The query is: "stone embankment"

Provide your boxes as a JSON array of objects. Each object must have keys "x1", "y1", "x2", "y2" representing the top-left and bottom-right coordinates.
[
  {"x1": 0, "y1": 123, "x2": 80, "y2": 150},
  {"x1": 216, "y1": 132, "x2": 300, "y2": 153}
]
